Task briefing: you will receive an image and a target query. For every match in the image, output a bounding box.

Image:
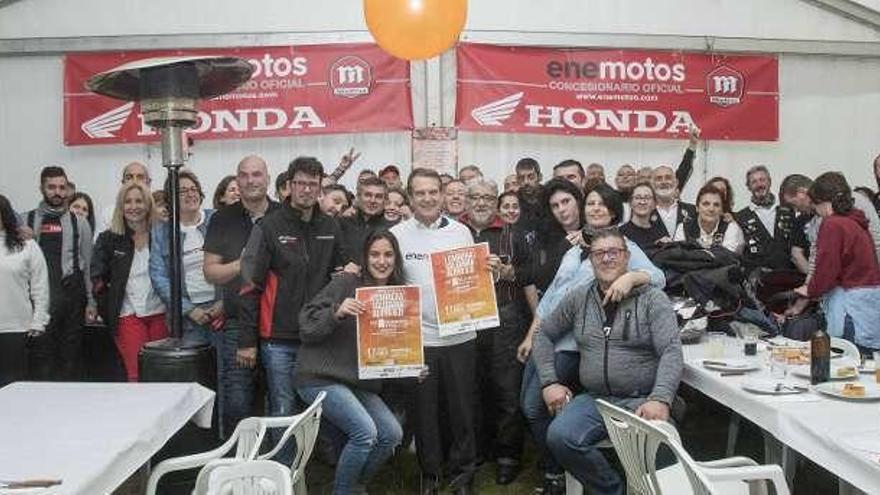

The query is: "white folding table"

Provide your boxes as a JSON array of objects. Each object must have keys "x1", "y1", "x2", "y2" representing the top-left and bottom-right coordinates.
[{"x1": 0, "y1": 381, "x2": 214, "y2": 495}]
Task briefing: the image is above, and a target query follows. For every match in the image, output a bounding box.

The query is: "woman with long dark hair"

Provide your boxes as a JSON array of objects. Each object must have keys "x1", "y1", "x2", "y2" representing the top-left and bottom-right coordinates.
[
  {"x1": 68, "y1": 191, "x2": 96, "y2": 234},
  {"x1": 212, "y1": 175, "x2": 240, "y2": 209},
  {"x1": 795, "y1": 172, "x2": 880, "y2": 354},
  {"x1": 92, "y1": 183, "x2": 167, "y2": 381},
  {"x1": 295, "y1": 230, "x2": 404, "y2": 494},
  {"x1": 0, "y1": 195, "x2": 49, "y2": 386}
]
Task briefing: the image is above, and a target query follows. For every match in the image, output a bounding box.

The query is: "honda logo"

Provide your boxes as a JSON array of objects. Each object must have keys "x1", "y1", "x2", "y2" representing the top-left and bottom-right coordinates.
[
  {"x1": 330, "y1": 56, "x2": 372, "y2": 98},
  {"x1": 470, "y1": 92, "x2": 524, "y2": 126},
  {"x1": 81, "y1": 102, "x2": 134, "y2": 138},
  {"x1": 706, "y1": 65, "x2": 744, "y2": 107}
]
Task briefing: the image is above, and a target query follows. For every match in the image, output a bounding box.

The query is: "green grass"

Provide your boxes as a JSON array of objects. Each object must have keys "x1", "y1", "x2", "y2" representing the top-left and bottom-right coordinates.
[{"x1": 306, "y1": 442, "x2": 543, "y2": 494}]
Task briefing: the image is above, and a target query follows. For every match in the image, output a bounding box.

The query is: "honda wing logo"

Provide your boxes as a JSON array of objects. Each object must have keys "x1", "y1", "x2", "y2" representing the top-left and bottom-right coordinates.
[
  {"x1": 81, "y1": 102, "x2": 135, "y2": 138},
  {"x1": 471, "y1": 92, "x2": 523, "y2": 126}
]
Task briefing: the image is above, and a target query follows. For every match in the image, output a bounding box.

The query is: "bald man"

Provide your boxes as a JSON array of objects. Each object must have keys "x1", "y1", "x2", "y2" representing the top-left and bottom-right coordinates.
[{"x1": 204, "y1": 154, "x2": 280, "y2": 437}]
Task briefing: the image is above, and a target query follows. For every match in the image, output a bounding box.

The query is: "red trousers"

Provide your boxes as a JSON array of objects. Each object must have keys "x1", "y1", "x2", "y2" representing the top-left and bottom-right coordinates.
[{"x1": 115, "y1": 313, "x2": 168, "y2": 382}]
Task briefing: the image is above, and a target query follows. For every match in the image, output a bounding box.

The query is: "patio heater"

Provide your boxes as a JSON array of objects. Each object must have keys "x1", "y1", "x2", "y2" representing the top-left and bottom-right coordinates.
[{"x1": 86, "y1": 57, "x2": 253, "y2": 386}]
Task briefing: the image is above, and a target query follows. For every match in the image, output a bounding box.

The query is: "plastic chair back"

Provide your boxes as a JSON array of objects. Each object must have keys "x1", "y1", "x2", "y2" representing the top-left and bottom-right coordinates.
[
  {"x1": 257, "y1": 391, "x2": 326, "y2": 491},
  {"x1": 596, "y1": 400, "x2": 714, "y2": 495},
  {"x1": 204, "y1": 460, "x2": 293, "y2": 495},
  {"x1": 830, "y1": 337, "x2": 861, "y2": 363}
]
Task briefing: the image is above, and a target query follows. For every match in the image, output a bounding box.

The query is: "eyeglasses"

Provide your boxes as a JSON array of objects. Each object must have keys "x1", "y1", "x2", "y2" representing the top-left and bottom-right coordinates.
[
  {"x1": 178, "y1": 187, "x2": 200, "y2": 197},
  {"x1": 589, "y1": 247, "x2": 627, "y2": 262},
  {"x1": 292, "y1": 180, "x2": 320, "y2": 190},
  {"x1": 467, "y1": 194, "x2": 496, "y2": 203}
]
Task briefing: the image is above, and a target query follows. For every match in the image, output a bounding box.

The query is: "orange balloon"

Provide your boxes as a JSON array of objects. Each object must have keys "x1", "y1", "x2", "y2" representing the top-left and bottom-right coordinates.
[{"x1": 364, "y1": 0, "x2": 468, "y2": 61}]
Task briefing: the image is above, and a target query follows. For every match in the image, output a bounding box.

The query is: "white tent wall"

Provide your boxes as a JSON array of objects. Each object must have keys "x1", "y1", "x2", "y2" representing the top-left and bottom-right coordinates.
[{"x1": 1, "y1": 0, "x2": 879, "y2": 215}]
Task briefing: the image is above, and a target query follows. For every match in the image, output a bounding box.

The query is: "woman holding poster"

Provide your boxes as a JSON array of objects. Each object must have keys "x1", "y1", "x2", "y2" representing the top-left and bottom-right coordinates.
[{"x1": 295, "y1": 230, "x2": 406, "y2": 495}]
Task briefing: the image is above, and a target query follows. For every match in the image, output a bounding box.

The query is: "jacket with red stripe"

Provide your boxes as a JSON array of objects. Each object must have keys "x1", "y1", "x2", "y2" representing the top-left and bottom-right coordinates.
[{"x1": 238, "y1": 204, "x2": 345, "y2": 348}]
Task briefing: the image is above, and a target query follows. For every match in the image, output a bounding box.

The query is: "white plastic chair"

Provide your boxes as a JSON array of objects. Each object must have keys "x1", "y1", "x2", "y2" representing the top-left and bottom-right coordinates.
[
  {"x1": 596, "y1": 399, "x2": 791, "y2": 495},
  {"x1": 830, "y1": 337, "x2": 861, "y2": 363},
  {"x1": 255, "y1": 391, "x2": 325, "y2": 494},
  {"x1": 196, "y1": 459, "x2": 293, "y2": 495},
  {"x1": 147, "y1": 417, "x2": 270, "y2": 495},
  {"x1": 147, "y1": 391, "x2": 325, "y2": 495}
]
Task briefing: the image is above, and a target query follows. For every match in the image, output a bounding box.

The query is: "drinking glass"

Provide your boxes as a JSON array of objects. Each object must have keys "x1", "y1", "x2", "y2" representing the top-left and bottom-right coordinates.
[
  {"x1": 770, "y1": 348, "x2": 787, "y2": 379},
  {"x1": 706, "y1": 332, "x2": 726, "y2": 359}
]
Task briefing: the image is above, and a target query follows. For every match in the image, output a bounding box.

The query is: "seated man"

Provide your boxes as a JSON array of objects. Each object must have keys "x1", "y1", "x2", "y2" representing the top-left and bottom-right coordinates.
[{"x1": 532, "y1": 229, "x2": 683, "y2": 495}]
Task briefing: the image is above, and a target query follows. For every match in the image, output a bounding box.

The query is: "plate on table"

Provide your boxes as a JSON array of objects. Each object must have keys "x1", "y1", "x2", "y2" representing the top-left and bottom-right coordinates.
[
  {"x1": 814, "y1": 381, "x2": 880, "y2": 401},
  {"x1": 741, "y1": 379, "x2": 808, "y2": 395},
  {"x1": 701, "y1": 359, "x2": 761, "y2": 373},
  {"x1": 791, "y1": 365, "x2": 858, "y2": 380}
]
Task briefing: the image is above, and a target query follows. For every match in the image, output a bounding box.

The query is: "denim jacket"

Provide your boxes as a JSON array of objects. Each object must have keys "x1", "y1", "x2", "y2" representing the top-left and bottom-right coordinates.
[{"x1": 149, "y1": 209, "x2": 217, "y2": 315}]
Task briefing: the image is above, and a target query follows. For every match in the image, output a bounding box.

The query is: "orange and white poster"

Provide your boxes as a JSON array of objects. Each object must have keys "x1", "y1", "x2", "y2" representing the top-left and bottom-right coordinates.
[
  {"x1": 430, "y1": 243, "x2": 500, "y2": 336},
  {"x1": 356, "y1": 285, "x2": 424, "y2": 379}
]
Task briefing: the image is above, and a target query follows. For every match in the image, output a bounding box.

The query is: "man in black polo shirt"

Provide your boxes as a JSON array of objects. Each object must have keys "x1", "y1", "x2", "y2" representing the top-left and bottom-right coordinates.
[
  {"x1": 514, "y1": 158, "x2": 543, "y2": 234},
  {"x1": 204, "y1": 155, "x2": 279, "y2": 436},
  {"x1": 339, "y1": 176, "x2": 389, "y2": 266}
]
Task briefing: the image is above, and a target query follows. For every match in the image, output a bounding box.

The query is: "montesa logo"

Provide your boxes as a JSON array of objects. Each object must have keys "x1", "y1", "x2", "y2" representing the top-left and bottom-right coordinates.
[
  {"x1": 330, "y1": 56, "x2": 372, "y2": 98},
  {"x1": 80, "y1": 105, "x2": 328, "y2": 140},
  {"x1": 470, "y1": 93, "x2": 697, "y2": 134},
  {"x1": 81, "y1": 102, "x2": 135, "y2": 138},
  {"x1": 706, "y1": 65, "x2": 744, "y2": 107}
]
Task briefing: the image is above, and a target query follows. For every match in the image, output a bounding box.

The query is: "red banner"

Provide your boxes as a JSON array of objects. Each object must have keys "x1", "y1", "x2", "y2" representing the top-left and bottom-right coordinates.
[
  {"x1": 456, "y1": 43, "x2": 778, "y2": 141},
  {"x1": 64, "y1": 43, "x2": 412, "y2": 146}
]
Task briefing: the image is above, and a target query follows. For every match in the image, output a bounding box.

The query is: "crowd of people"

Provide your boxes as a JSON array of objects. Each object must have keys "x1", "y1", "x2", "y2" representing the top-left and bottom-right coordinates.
[{"x1": 1, "y1": 128, "x2": 880, "y2": 495}]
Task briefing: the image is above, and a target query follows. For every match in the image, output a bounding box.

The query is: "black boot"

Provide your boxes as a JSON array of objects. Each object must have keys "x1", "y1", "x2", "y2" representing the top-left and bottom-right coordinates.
[
  {"x1": 541, "y1": 473, "x2": 566, "y2": 495},
  {"x1": 495, "y1": 457, "x2": 520, "y2": 485}
]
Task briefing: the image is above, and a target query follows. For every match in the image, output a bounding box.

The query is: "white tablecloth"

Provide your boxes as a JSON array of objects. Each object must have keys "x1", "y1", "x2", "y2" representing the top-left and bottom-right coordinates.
[
  {"x1": 682, "y1": 339, "x2": 880, "y2": 495},
  {"x1": 0, "y1": 381, "x2": 215, "y2": 495}
]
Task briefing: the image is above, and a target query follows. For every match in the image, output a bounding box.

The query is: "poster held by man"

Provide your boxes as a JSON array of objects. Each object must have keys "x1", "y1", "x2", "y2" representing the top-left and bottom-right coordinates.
[{"x1": 430, "y1": 243, "x2": 500, "y2": 336}]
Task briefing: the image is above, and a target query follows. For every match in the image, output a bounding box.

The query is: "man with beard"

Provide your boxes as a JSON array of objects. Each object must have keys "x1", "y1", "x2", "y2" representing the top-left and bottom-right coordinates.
[
  {"x1": 340, "y1": 176, "x2": 389, "y2": 266},
  {"x1": 515, "y1": 157, "x2": 544, "y2": 233},
  {"x1": 204, "y1": 155, "x2": 280, "y2": 437},
  {"x1": 651, "y1": 165, "x2": 696, "y2": 239},
  {"x1": 240, "y1": 157, "x2": 346, "y2": 425},
  {"x1": 26, "y1": 166, "x2": 95, "y2": 380},
  {"x1": 459, "y1": 179, "x2": 533, "y2": 486},
  {"x1": 735, "y1": 166, "x2": 798, "y2": 272},
  {"x1": 585, "y1": 163, "x2": 606, "y2": 189},
  {"x1": 553, "y1": 160, "x2": 586, "y2": 191}
]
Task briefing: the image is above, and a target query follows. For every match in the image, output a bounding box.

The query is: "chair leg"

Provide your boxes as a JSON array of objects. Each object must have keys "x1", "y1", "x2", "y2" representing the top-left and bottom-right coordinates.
[
  {"x1": 565, "y1": 471, "x2": 583, "y2": 495},
  {"x1": 293, "y1": 476, "x2": 308, "y2": 495},
  {"x1": 726, "y1": 412, "x2": 741, "y2": 457}
]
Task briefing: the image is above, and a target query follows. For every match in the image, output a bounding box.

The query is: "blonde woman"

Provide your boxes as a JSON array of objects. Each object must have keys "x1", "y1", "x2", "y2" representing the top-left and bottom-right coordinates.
[{"x1": 91, "y1": 183, "x2": 166, "y2": 381}]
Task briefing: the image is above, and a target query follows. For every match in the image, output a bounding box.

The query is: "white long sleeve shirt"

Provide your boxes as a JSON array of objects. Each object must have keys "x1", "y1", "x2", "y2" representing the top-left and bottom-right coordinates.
[
  {"x1": 0, "y1": 233, "x2": 50, "y2": 333},
  {"x1": 390, "y1": 215, "x2": 476, "y2": 347}
]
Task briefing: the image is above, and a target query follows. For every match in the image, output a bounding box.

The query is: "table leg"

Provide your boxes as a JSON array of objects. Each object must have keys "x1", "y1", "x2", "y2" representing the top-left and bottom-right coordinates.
[
  {"x1": 726, "y1": 412, "x2": 741, "y2": 457},
  {"x1": 763, "y1": 432, "x2": 796, "y2": 488},
  {"x1": 838, "y1": 479, "x2": 865, "y2": 495}
]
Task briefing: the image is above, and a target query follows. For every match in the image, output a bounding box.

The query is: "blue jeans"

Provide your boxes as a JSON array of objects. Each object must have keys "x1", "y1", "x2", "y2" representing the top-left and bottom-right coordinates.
[
  {"x1": 521, "y1": 351, "x2": 580, "y2": 475},
  {"x1": 261, "y1": 340, "x2": 300, "y2": 417},
  {"x1": 545, "y1": 393, "x2": 623, "y2": 495},
  {"x1": 218, "y1": 319, "x2": 257, "y2": 438},
  {"x1": 298, "y1": 384, "x2": 402, "y2": 494}
]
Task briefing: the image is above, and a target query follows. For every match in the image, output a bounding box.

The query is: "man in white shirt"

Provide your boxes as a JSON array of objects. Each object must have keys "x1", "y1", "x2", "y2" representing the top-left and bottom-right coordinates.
[{"x1": 390, "y1": 168, "x2": 488, "y2": 495}]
